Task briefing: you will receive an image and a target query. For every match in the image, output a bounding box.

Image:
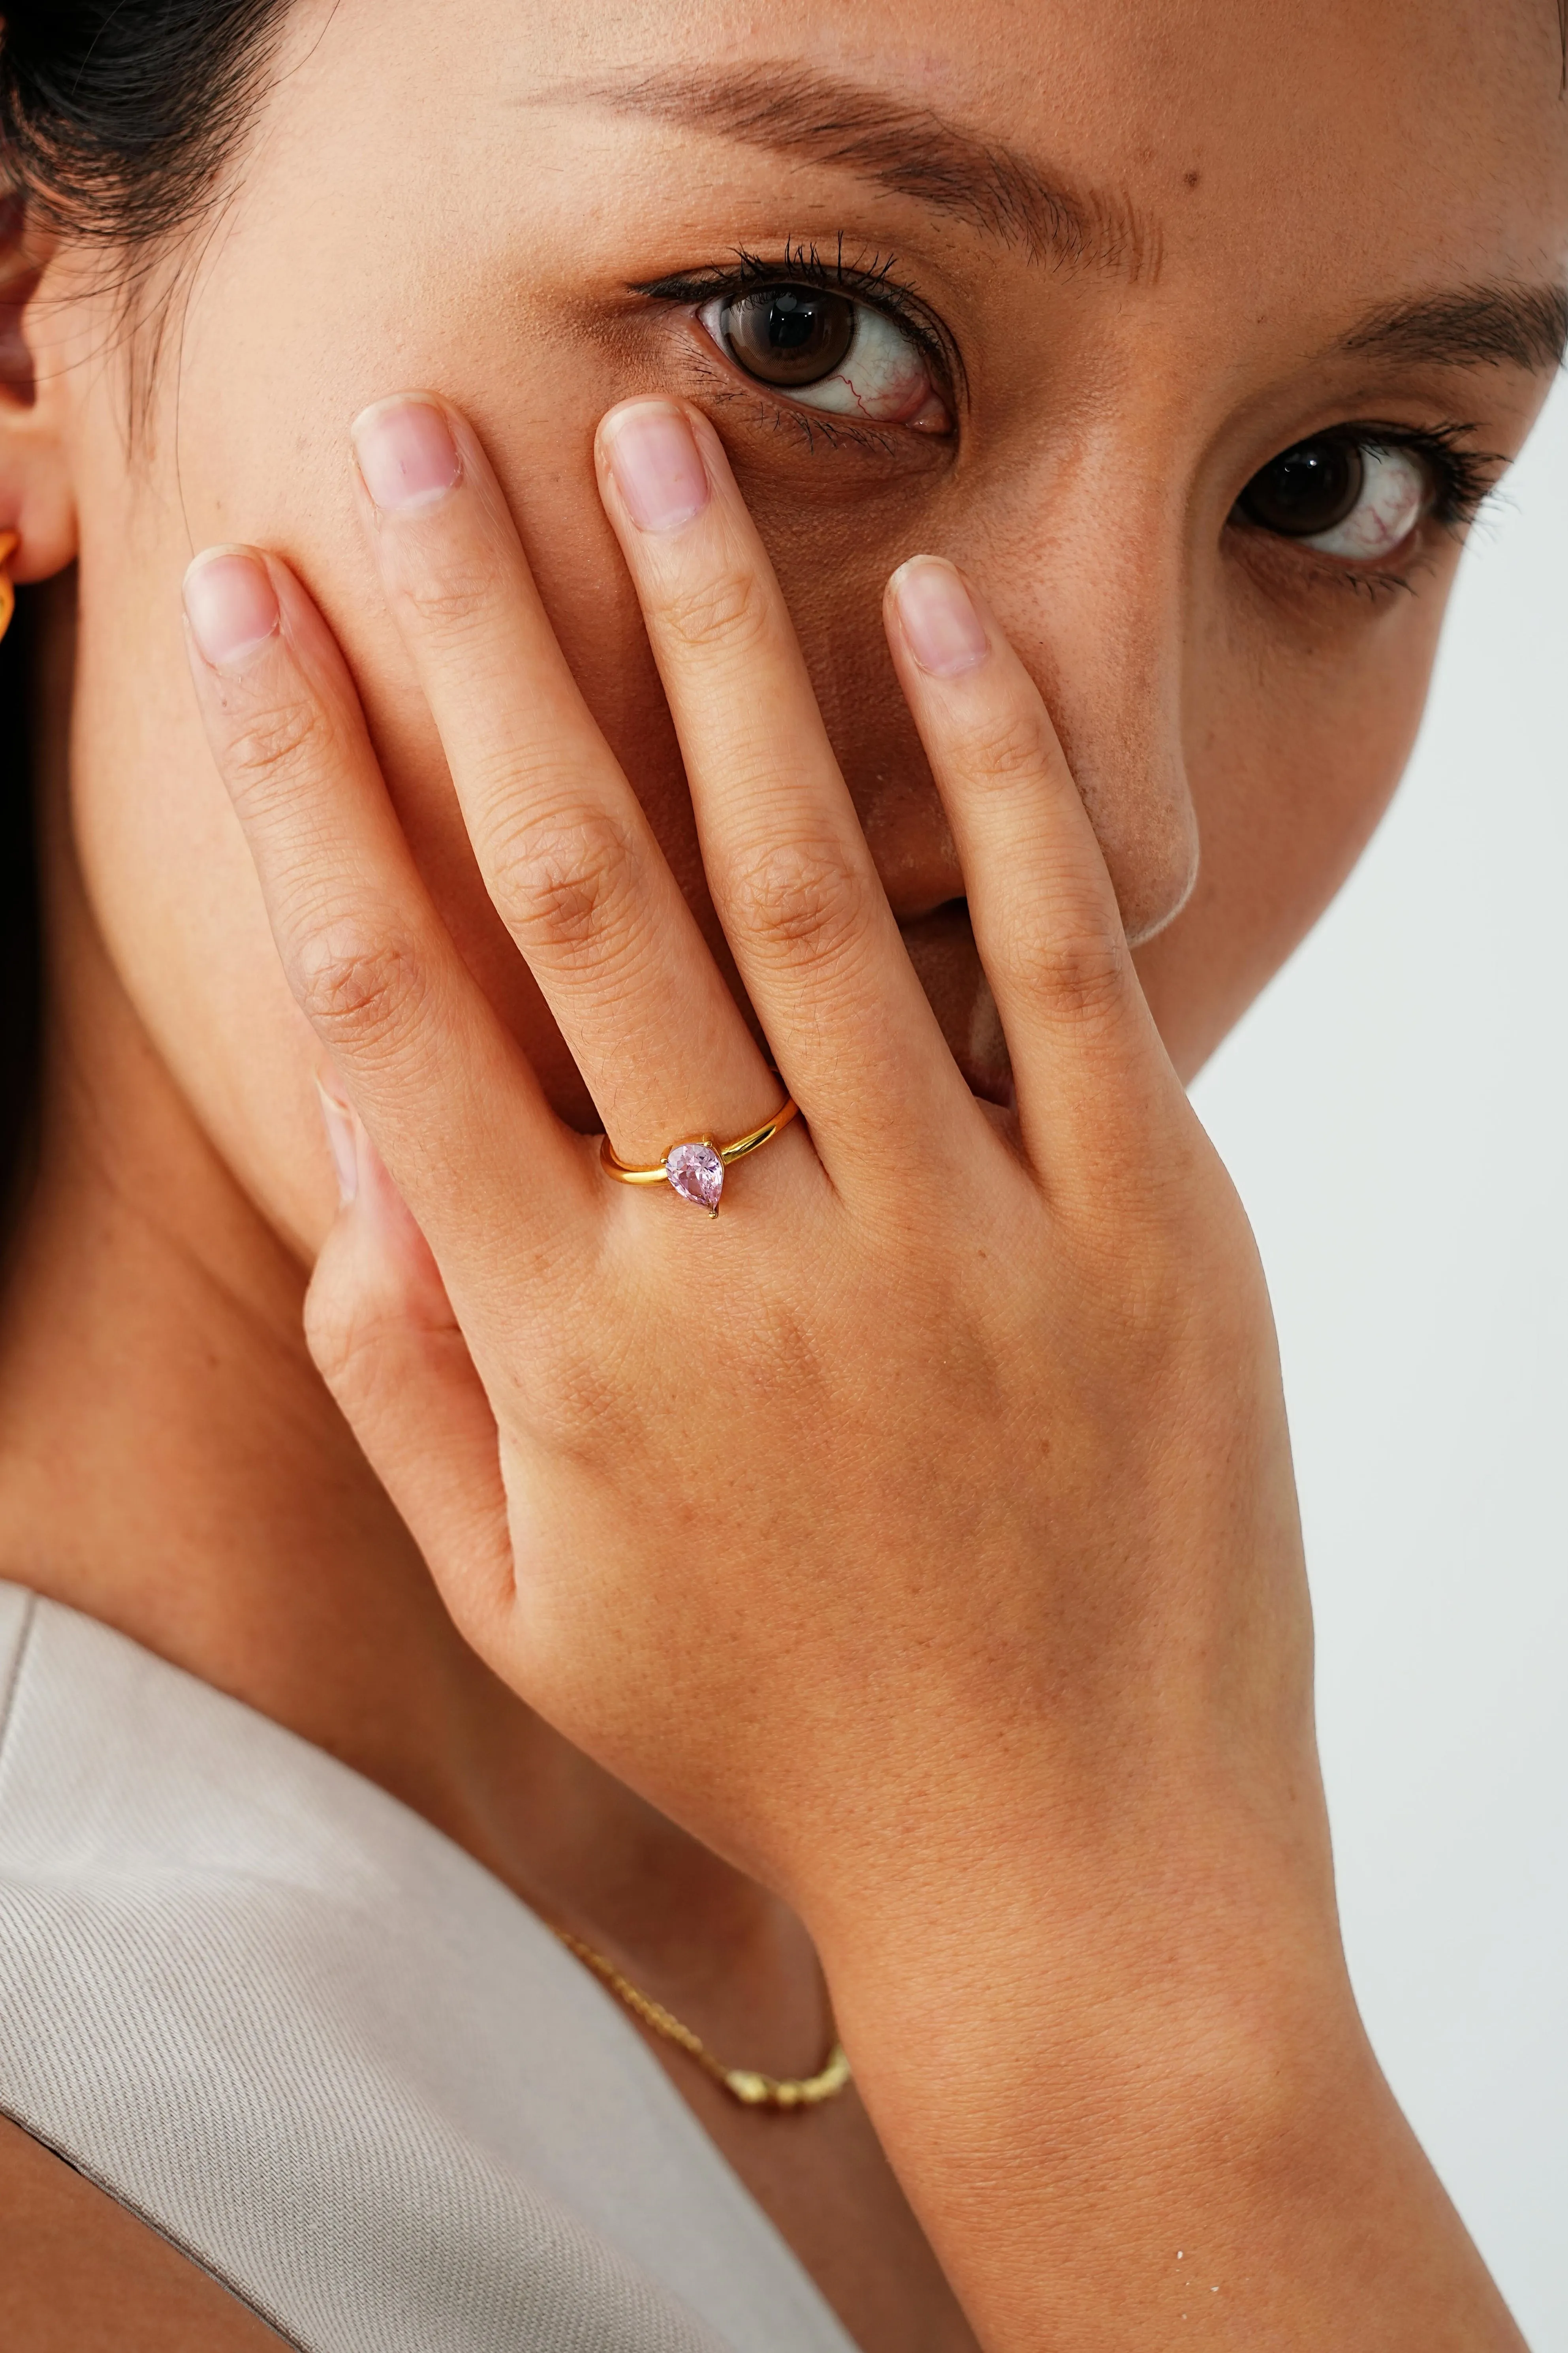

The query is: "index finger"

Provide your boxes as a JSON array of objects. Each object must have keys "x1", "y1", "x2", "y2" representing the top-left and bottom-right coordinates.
[{"x1": 882, "y1": 556, "x2": 1188, "y2": 1195}]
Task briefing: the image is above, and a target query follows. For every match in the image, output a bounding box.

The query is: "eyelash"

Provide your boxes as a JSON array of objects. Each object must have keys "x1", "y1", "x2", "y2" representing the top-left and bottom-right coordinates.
[
  {"x1": 1380, "y1": 423, "x2": 1500, "y2": 534},
  {"x1": 631, "y1": 251, "x2": 1506, "y2": 583}
]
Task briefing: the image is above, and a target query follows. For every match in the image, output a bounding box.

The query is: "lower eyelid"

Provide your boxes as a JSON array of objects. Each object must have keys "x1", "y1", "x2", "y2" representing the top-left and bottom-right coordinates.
[{"x1": 1232, "y1": 529, "x2": 1431, "y2": 613}]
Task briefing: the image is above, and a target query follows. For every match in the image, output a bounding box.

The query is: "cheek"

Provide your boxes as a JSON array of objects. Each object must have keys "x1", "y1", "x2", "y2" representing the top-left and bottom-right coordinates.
[
  {"x1": 714, "y1": 465, "x2": 962, "y2": 912},
  {"x1": 66, "y1": 545, "x2": 338, "y2": 1258},
  {"x1": 1136, "y1": 597, "x2": 1449, "y2": 1080}
]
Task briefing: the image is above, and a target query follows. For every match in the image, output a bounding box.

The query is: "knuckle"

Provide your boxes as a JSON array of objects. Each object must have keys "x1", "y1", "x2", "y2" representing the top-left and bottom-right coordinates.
[
  {"x1": 305, "y1": 1280, "x2": 423, "y2": 1427},
  {"x1": 1011, "y1": 907, "x2": 1130, "y2": 1027},
  {"x1": 963, "y1": 705, "x2": 1051, "y2": 789},
  {"x1": 491, "y1": 808, "x2": 644, "y2": 966},
  {"x1": 658, "y1": 565, "x2": 770, "y2": 658},
  {"x1": 220, "y1": 695, "x2": 327, "y2": 804},
  {"x1": 726, "y1": 837, "x2": 873, "y2": 972},
  {"x1": 290, "y1": 922, "x2": 423, "y2": 1052},
  {"x1": 302, "y1": 1280, "x2": 378, "y2": 1395},
  {"x1": 395, "y1": 544, "x2": 503, "y2": 637}
]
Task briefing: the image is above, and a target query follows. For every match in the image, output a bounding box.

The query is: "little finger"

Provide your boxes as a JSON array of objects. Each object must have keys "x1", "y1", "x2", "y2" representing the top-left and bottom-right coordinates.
[{"x1": 182, "y1": 544, "x2": 591, "y2": 1277}]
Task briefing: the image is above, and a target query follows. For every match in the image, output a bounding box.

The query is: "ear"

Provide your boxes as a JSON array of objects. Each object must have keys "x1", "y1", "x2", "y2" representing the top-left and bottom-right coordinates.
[{"x1": 0, "y1": 197, "x2": 80, "y2": 584}]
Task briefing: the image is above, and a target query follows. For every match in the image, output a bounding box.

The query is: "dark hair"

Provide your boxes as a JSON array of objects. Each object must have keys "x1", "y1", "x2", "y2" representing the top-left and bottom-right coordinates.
[
  {"x1": 0, "y1": 1, "x2": 290, "y2": 1235},
  {"x1": 0, "y1": 3, "x2": 291, "y2": 240}
]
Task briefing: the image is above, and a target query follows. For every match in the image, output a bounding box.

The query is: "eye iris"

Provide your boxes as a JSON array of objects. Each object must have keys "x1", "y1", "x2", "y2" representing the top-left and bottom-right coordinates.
[
  {"x1": 720, "y1": 285, "x2": 857, "y2": 386},
  {"x1": 1239, "y1": 439, "x2": 1365, "y2": 538}
]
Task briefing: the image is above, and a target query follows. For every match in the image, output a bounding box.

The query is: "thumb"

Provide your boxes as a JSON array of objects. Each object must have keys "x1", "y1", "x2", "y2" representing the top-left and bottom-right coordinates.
[{"x1": 306, "y1": 1081, "x2": 516, "y2": 1648}]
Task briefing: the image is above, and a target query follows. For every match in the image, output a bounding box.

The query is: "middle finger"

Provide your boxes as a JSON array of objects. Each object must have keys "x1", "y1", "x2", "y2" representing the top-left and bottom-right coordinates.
[{"x1": 595, "y1": 398, "x2": 976, "y2": 1191}]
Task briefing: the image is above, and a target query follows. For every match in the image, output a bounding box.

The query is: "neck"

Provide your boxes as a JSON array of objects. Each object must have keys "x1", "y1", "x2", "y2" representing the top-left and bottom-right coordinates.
[{"x1": 0, "y1": 592, "x2": 807, "y2": 2037}]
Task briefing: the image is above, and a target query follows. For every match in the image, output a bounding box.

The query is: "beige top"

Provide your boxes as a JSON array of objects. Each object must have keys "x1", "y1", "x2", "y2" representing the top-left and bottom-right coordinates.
[{"x1": 0, "y1": 1581, "x2": 855, "y2": 2353}]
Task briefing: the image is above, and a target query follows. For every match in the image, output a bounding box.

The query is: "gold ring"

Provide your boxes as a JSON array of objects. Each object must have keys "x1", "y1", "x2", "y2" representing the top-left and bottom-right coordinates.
[{"x1": 600, "y1": 1097, "x2": 799, "y2": 1217}]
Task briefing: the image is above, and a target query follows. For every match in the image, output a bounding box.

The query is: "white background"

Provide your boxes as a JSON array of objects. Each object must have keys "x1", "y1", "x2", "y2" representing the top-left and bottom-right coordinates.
[{"x1": 1192, "y1": 376, "x2": 1568, "y2": 2344}]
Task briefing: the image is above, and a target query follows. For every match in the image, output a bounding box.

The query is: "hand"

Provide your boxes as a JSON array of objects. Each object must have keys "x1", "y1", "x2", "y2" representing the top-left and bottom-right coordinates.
[
  {"x1": 182, "y1": 389, "x2": 1306, "y2": 1888},
  {"x1": 181, "y1": 394, "x2": 1516, "y2": 2351}
]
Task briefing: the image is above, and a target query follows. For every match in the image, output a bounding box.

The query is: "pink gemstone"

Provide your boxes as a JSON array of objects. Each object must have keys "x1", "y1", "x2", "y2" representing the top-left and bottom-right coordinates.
[{"x1": 665, "y1": 1140, "x2": 724, "y2": 1214}]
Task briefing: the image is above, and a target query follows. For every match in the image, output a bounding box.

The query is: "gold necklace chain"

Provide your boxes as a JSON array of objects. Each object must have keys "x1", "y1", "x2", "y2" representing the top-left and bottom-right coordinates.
[{"x1": 553, "y1": 1926, "x2": 852, "y2": 2112}]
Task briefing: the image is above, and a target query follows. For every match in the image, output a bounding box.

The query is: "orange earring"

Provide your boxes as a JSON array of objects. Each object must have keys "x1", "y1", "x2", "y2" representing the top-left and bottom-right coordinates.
[{"x1": 0, "y1": 531, "x2": 19, "y2": 643}]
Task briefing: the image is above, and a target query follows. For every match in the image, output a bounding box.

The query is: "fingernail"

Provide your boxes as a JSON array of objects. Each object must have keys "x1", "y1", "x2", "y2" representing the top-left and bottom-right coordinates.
[
  {"x1": 603, "y1": 401, "x2": 711, "y2": 534},
  {"x1": 892, "y1": 558, "x2": 991, "y2": 678},
  {"x1": 316, "y1": 1079, "x2": 359, "y2": 1205},
  {"x1": 353, "y1": 397, "x2": 462, "y2": 514},
  {"x1": 183, "y1": 548, "x2": 280, "y2": 671}
]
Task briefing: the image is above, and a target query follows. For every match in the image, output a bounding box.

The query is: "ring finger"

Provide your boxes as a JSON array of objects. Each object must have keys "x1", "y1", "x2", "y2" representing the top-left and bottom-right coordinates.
[{"x1": 350, "y1": 394, "x2": 778, "y2": 1168}]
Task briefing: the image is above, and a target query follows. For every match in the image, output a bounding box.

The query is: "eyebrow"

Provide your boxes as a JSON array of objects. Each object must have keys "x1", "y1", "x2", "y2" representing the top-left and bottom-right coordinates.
[
  {"x1": 552, "y1": 66, "x2": 1568, "y2": 380},
  {"x1": 554, "y1": 64, "x2": 1162, "y2": 282},
  {"x1": 1341, "y1": 284, "x2": 1568, "y2": 376}
]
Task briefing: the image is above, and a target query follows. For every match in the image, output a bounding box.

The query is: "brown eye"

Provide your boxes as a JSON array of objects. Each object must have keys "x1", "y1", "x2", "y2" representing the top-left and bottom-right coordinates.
[
  {"x1": 697, "y1": 280, "x2": 947, "y2": 429},
  {"x1": 1236, "y1": 436, "x2": 1430, "y2": 561},
  {"x1": 718, "y1": 285, "x2": 857, "y2": 386},
  {"x1": 1238, "y1": 438, "x2": 1365, "y2": 538}
]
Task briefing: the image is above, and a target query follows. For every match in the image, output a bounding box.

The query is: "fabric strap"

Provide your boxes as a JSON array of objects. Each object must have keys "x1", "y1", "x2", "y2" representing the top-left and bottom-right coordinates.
[{"x1": 0, "y1": 1584, "x2": 853, "y2": 2353}]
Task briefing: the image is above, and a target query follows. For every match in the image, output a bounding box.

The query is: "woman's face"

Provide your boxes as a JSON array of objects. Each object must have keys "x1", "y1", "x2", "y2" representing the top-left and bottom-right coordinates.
[{"x1": 29, "y1": 0, "x2": 1567, "y2": 1250}]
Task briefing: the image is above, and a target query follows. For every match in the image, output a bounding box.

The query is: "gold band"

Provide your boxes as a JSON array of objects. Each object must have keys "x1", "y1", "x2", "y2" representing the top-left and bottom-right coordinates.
[
  {"x1": 600, "y1": 1096, "x2": 799, "y2": 1181},
  {"x1": 601, "y1": 1096, "x2": 799, "y2": 1216},
  {"x1": 553, "y1": 1925, "x2": 852, "y2": 2110}
]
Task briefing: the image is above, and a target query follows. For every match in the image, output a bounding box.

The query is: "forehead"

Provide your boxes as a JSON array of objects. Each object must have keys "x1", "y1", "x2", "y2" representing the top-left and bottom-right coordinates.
[
  {"x1": 239, "y1": 0, "x2": 1568, "y2": 405},
  {"x1": 952, "y1": 0, "x2": 1568, "y2": 286},
  {"x1": 301, "y1": 0, "x2": 1568, "y2": 299}
]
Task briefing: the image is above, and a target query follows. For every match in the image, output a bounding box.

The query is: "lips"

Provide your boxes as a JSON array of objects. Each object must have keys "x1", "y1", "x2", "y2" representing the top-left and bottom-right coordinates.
[{"x1": 897, "y1": 901, "x2": 1015, "y2": 1111}]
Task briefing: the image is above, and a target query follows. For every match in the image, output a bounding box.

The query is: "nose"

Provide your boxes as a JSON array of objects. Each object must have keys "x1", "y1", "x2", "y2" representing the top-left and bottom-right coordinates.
[{"x1": 962, "y1": 441, "x2": 1200, "y2": 949}]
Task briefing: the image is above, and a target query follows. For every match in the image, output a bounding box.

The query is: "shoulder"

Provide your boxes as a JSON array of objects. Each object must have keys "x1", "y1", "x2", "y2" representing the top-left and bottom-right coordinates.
[{"x1": 0, "y1": 2113, "x2": 289, "y2": 2350}]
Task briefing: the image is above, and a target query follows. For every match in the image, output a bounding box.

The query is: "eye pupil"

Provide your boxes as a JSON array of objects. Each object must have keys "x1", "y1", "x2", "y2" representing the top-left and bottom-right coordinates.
[
  {"x1": 721, "y1": 284, "x2": 857, "y2": 385},
  {"x1": 1239, "y1": 439, "x2": 1365, "y2": 538}
]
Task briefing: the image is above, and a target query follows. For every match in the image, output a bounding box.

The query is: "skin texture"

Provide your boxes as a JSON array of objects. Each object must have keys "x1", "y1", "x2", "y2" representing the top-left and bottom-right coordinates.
[
  {"x1": 0, "y1": 0, "x2": 1563, "y2": 2344},
  {"x1": 0, "y1": 2118, "x2": 288, "y2": 2350}
]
